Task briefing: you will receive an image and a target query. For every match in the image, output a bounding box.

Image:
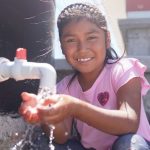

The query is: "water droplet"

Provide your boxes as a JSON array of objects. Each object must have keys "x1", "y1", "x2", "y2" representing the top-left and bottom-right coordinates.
[{"x1": 131, "y1": 138, "x2": 136, "y2": 144}]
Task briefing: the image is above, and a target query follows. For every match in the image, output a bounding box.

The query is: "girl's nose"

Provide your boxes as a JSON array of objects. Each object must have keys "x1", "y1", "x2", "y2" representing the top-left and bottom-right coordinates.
[{"x1": 77, "y1": 41, "x2": 88, "y2": 52}]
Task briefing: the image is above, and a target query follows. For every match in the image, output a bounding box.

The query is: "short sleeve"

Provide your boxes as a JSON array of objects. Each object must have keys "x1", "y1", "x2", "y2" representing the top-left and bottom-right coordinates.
[{"x1": 111, "y1": 58, "x2": 150, "y2": 95}]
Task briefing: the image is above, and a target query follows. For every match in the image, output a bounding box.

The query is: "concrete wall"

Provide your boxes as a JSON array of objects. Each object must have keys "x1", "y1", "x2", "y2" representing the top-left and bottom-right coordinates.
[{"x1": 119, "y1": 18, "x2": 150, "y2": 122}]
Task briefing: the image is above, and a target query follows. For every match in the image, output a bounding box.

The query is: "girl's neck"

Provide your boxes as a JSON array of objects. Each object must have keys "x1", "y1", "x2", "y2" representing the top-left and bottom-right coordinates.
[{"x1": 78, "y1": 66, "x2": 104, "y2": 91}]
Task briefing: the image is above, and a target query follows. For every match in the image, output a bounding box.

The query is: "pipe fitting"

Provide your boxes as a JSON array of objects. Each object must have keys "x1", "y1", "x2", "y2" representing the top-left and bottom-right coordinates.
[{"x1": 0, "y1": 48, "x2": 57, "y2": 94}]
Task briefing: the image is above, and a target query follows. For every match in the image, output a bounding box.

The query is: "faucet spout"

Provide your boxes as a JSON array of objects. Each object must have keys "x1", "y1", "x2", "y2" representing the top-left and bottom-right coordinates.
[{"x1": 0, "y1": 48, "x2": 56, "y2": 94}]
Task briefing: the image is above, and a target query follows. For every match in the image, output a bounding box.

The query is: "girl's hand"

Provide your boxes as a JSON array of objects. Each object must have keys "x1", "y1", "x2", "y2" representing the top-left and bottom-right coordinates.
[
  {"x1": 19, "y1": 92, "x2": 77, "y2": 125},
  {"x1": 37, "y1": 94, "x2": 77, "y2": 125},
  {"x1": 19, "y1": 92, "x2": 54, "y2": 124}
]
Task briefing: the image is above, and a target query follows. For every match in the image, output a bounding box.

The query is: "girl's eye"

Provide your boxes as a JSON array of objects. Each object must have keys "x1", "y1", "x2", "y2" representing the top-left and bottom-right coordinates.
[
  {"x1": 87, "y1": 36, "x2": 97, "y2": 40},
  {"x1": 66, "y1": 39, "x2": 76, "y2": 43}
]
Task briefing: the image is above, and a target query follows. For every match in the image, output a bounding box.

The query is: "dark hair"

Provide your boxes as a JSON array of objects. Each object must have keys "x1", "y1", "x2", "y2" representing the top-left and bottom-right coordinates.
[{"x1": 57, "y1": 3, "x2": 123, "y2": 86}]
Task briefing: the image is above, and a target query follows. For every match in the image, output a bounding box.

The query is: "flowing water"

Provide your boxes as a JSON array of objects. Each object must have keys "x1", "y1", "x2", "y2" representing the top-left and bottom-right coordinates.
[
  {"x1": 10, "y1": 87, "x2": 56, "y2": 150},
  {"x1": 48, "y1": 125, "x2": 55, "y2": 150}
]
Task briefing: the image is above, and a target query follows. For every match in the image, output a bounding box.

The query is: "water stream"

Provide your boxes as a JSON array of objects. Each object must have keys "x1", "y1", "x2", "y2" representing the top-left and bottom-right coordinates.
[{"x1": 10, "y1": 87, "x2": 56, "y2": 150}]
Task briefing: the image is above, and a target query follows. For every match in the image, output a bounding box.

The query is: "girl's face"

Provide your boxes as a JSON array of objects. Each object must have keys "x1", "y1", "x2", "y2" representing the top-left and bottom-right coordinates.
[{"x1": 60, "y1": 18, "x2": 107, "y2": 75}]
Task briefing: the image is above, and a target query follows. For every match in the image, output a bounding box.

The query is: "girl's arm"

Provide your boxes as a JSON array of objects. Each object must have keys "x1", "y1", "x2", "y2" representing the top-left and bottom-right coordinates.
[
  {"x1": 21, "y1": 77, "x2": 141, "y2": 138},
  {"x1": 73, "y1": 77, "x2": 141, "y2": 135}
]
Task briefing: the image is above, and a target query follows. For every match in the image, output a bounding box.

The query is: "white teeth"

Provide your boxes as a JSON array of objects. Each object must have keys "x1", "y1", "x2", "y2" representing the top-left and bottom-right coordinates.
[{"x1": 77, "y1": 58, "x2": 92, "y2": 62}]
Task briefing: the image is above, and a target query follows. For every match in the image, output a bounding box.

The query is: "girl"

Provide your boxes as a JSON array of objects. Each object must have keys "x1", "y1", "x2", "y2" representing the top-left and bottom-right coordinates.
[{"x1": 20, "y1": 3, "x2": 150, "y2": 150}]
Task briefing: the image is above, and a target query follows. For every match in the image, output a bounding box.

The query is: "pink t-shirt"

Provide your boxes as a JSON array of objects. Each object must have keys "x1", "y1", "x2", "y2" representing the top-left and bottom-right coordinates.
[{"x1": 57, "y1": 58, "x2": 150, "y2": 150}]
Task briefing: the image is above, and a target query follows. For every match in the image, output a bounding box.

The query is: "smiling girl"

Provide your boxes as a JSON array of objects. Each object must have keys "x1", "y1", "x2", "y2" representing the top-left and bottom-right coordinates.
[{"x1": 20, "y1": 3, "x2": 150, "y2": 150}]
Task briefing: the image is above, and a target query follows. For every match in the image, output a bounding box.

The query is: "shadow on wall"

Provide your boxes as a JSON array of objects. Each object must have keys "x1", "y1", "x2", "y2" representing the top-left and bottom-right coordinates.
[{"x1": 0, "y1": 0, "x2": 55, "y2": 113}]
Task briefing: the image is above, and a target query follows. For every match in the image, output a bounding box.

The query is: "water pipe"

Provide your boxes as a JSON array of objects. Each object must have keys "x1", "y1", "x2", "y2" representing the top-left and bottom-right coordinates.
[{"x1": 0, "y1": 48, "x2": 57, "y2": 94}]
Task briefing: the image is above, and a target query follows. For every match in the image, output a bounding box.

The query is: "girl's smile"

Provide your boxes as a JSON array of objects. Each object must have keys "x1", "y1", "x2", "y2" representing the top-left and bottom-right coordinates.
[{"x1": 77, "y1": 57, "x2": 93, "y2": 63}]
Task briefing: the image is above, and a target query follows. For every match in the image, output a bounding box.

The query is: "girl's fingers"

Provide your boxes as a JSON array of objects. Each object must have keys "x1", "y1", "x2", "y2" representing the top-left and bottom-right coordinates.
[
  {"x1": 37, "y1": 95, "x2": 61, "y2": 112},
  {"x1": 22, "y1": 108, "x2": 40, "y2": 124},
  {"x1": 37, "y1": 95, "x2": 65, "y2": 117},
  {"x1": 21, "y1": 92, "x2": 38, "y2": 107},
  {"x1": 37, "y1": 104, "x2": 65, "y2": 124},
  {"x1": 37, "y1": 106, "x2": 57, "y2": 122},
  {"x1": 37, "y1": 109, "x2": 63, "y2": 124},
  {"x1": 37, "y1": 105, "x2": 53, "y2": 116},
  {"x1": 19, "y1": 102, "x2": 31, "y2": 115},
  {"x1": 42, "y1": 99, "x2": 55, "y2": 106},
  {"x1": 21, "y1": 92, "x2": 37, "y2": 102},
  {"x1": 19, "y1": 105, "x2": 27, "y2": 115}
]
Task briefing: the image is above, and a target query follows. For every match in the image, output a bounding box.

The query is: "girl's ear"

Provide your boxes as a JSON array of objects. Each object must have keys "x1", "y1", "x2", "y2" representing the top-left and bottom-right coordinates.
[{"x1": 106, "y1": 31, "x2": 111, "y2": 49}]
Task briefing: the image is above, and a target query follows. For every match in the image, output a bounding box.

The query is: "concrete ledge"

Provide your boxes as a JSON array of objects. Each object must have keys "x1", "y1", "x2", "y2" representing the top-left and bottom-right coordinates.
[
  {"x1": 53, "y1": 59, "x2": 72, "y2": 71},
  {"x1": 119, "y1": 18, "x2": 150, "y2": 56},
  {"x1": 53, "y1": 57, "x2": 150, "y2": 72},
  {"x1": 119, "y1": 18, "x2": 150, "y2": 29}
]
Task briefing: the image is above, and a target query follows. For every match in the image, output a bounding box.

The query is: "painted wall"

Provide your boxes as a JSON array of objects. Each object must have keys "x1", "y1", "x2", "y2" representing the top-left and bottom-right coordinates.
[
  {"x1": 127, "y1": 0, "x2": 150, "y2": 11},
  {"x1": 100, "y1": 0, "x2": 126, "y2": 55},
  {"x1": 126, "y1": 0, "x2": 150, "y2": 18}
]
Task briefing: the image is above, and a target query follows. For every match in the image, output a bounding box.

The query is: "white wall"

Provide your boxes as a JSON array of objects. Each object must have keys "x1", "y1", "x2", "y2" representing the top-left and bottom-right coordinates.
[
  {"x1": 101, "y1": 0, "x2": 126, "y2": 55},
  {"x1": 128, "y1": 11, "x2": 150, "y2": 18}
]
